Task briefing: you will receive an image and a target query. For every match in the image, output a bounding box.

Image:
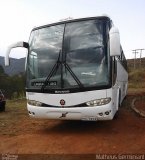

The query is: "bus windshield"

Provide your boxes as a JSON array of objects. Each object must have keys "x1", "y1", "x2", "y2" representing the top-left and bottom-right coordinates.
[{"x1": 27, "y1": 19, "x2": 110, "y2": 92}]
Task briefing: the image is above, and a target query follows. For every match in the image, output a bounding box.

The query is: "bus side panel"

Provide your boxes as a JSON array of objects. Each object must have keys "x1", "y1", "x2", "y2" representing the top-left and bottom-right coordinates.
[
  {"x1": 106, "y1": 88, "x2": 119, "y2": 116},
  {"x1": 116, "y1": 61, "x2": 128, "y2": 104}
]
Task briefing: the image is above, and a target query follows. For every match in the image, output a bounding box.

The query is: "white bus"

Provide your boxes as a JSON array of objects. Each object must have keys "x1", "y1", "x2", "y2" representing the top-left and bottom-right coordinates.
[{"x1": 5, "y1": 15, "x2": 128, "y2": 121}]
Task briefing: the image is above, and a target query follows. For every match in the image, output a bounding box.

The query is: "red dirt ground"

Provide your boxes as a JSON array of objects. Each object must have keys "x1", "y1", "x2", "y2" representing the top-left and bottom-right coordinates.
[{"x1": 0, "y1": 93, "x2": 145, "y2": 159}]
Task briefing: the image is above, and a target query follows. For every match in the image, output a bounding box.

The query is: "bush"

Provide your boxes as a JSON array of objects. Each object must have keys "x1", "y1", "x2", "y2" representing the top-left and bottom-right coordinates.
[
  {"x1": 128, "y1": 69, "x2": 145, "y2": 88},
  {"x1": 129, "y1": 69, "x2": 144, "y2": 81}
]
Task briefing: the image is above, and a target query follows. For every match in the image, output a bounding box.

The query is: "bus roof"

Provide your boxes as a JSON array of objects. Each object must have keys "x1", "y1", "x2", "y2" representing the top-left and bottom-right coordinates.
[{"x1": 32, "y1": 15, "x2": 112, "y2": 31}]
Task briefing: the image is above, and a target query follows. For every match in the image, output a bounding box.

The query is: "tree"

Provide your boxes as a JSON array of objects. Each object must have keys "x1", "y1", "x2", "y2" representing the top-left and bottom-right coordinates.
[{"x1": 0, "y1": 65, "x2": 25, "y2": 99}]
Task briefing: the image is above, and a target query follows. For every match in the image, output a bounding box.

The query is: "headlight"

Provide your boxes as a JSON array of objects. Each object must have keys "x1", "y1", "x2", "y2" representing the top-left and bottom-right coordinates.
[
  {"x1": 86, "y1": 98, "x2": 111, "y2": 106},
  {"x1": 27, "y1": 100, "x2": 43, "y2": 106}
]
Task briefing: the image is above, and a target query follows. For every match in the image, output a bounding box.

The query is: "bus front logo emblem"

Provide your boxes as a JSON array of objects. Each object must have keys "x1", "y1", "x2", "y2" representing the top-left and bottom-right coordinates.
[{"x1": 60, "y1": 99, "x2": 65, "y2": 106}]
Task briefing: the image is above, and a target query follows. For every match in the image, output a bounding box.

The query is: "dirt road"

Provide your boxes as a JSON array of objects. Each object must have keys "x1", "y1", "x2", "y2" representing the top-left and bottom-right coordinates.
[{"x1": 0, "y1": 94, "x2": 145, "y2": 159}]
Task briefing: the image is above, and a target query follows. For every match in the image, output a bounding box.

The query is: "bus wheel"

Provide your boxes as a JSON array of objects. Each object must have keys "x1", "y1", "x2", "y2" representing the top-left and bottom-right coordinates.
[
  {"x1": 113, "y1": 111, "x2": 119, "y2": 119},
  {"x1": 118, "y1": 90, "x2": 121, "y2": 108},
  {"x1": 114, "y1": 93, "x2": 120, "y2": 120}
]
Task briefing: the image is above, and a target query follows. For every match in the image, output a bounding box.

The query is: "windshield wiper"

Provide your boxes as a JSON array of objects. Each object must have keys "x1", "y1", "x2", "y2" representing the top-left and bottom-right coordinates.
[
  {"x1": 41, "y1": 50, "x2": 84, "y2": 92},
  {"x1": 41, "y1": 50, "x2": 61, "y2": 92},
  {"x1": 63, "y1": 62, "x2": 84, "y2": 88}
]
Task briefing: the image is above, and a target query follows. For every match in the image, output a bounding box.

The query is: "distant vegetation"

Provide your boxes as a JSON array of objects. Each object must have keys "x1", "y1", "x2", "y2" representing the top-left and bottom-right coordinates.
[
  {"x1": 127, "y1": 58, "x2": 145, "y2": 92},
  {"x1": 128, "y1": 68, "x2": 145, "y2": 89},
  {"x1": 0, "y1": 65, "x2": 25, "y2": 99},
  {"x1": 127, "y1": 57, "x2": 145, "y2": 71}
]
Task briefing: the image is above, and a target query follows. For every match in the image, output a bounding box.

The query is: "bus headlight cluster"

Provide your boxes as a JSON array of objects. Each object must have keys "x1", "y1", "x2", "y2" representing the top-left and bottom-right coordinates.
[
  {"x1": 27, "y1": 100, "x2": 43, "y2": 106},
  {"x1": 86, "y1": 98, "x2": 111, "y2": 106}
]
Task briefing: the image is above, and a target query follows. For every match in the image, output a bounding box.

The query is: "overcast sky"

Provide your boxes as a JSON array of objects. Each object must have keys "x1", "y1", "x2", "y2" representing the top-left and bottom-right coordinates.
[{"x1": 0, "y1": 0, "x2": 145, "y2": 59}]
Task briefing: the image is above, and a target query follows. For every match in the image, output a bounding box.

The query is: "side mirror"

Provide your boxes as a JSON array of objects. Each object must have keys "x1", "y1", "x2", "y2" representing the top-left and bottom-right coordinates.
[
  {"x1": 109, "y1": 26, "x2": 121, "y2": 56},
  {"x1": 5, "y1": 41, "x2": 29, "y2": 66}
]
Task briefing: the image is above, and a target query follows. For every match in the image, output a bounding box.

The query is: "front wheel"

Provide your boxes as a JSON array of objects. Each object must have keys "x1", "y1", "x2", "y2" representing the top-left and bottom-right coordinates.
[
  {"x1": 114, "y1": 91, "x2": 121, "y2": 120},
  {"x1": 113, "y1": 111, "x2": 119, "y2": 119},
  {"x1": 118, "y1": 89, "x2": 121, "y2": 108}
]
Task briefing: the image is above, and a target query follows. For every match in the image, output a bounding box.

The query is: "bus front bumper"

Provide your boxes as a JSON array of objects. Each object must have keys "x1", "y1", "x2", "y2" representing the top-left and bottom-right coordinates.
[{"x1": 27, "y1": 103, "x2": 115, "y2": 121}]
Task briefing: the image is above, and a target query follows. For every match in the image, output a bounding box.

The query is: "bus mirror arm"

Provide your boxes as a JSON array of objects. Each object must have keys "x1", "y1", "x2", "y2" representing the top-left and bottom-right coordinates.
[
  {"x1": 5, "y1": 41, "x2": 29, "y2": 66},
  {"x1": 109, "y1": 26, "x2": 121, "y2": 57}
]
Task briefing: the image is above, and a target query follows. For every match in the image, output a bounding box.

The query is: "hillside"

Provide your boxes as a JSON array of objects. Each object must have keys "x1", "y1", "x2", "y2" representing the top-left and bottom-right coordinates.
[
  {"x1": 0, "y1": 56, "x2": 25, "y2": 76},
  {"x1": 127, "y1": 57, "x2": 145, "y2": 70}
]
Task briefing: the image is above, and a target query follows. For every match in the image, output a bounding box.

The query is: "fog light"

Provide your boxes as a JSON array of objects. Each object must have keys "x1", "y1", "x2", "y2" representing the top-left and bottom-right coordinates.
[
  {"x1": 28, "y1": 111, "x2": 35, "y2": 115},
  {"x1": 99, "y1": 112, "x2": 103, "y2": 116},
  {"x1": 105, "y1": 111, "x2": 110, "y2": 115}
]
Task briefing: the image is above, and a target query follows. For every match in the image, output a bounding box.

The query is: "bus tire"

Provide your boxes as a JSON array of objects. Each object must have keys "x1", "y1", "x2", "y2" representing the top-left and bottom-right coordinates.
[
  {"x1": 113, "y1": 111, "x2": 119, "y2": 119},
  {"x1": 114, "y1": 91, "x2": 121, "y2": 120},
  {"x1": 118, "y1": 90, "x2": 121, "y2": 108}
]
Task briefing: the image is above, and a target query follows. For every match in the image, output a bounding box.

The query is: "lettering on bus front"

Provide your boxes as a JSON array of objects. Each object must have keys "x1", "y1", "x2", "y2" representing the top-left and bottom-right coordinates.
[{"x1": 31, "y1": 81, "x2": 57, "y2": 86}]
